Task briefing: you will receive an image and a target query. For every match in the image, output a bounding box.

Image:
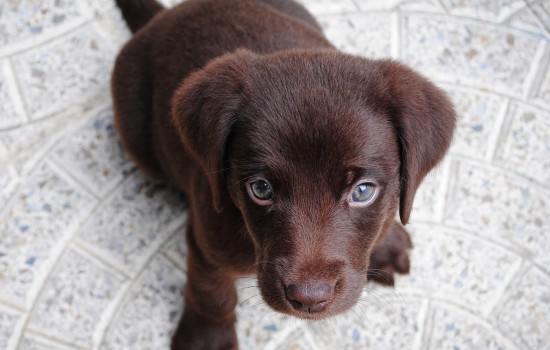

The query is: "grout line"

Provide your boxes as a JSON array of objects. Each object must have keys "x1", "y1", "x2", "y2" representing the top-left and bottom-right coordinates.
[
  {"x1": 161, "y1": 227, "x2": 188, "y2": 273},
  {"x1": 70, "y1": 241, "x2": 130, "y2": 280},
  {"x1": 484, "y1": 98, "x2": 510, "y2": 162},
  {"x1": 497, "y1": 2, "x2": 530, "y2": 24},
  {"x1": 24, "y1": 328, "x2": 86, "y2": 350},
  {"x1": 451, "y1": 149, "x2": 550, "y2": 192},
  {"x1": 399, "y1": 10, "x2": 550, "y2": 40},
  {"x1": 10, "y1": 159, "x2": 98, "y2": 350},
  {"x1": 526, "y1": 42, "x2": 550, "y2": 100},
  {"x1": 5, "y1": 57, "x2": 30, "y2": 122},
  {"x1": 408, "y1": 220, "x2": 550, "y2": 277},
  {"x1": 391, "y1": 11, "x2": 400, "y2": 59},
  {"x1": 435, "y1": 0, "x2": 449, "y2": 14},
  {"x1": 419, "y1": 299, "x2": 433, "y2": 350},
  {"x1": 90, "y1": 225, "x2": 188, "y2": 349},
  {"x1": 434, "y1": 156, "x2": 453, "y2": 223},
  {"x1": 412, "y1": 298, "x2": 430, "y2": 350},
  {"x1": 90, "y1": 279, "x2": 133, "y2": 350},
  {"x1": 2, "y1": 59, "x2": 29, "y2": 126},
  {"x1": 526, "y1": 0, "x2": 550, "y2": 35},
  {"x1": 0, "y1": 17, "x2": 93, "y2": 58},
  {"x1": 522, "y1": 40, "x2": 549, "y2": 101},
  {"x1": 483, "y1": 259, "x2": 524, "y2": 318}
]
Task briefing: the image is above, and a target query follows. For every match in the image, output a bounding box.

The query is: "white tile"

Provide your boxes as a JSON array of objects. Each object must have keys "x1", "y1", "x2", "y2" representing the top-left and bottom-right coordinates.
[
  {"x1": 403, "y1": 14, "x2": 543, "y2": 97},
  {"x1": 426, "y1": 302, "x2": 517, "y2": 350},
  {"x1": 100, "y1": 255, "x2": 185, "y2": 350},
  {"x1": 490, "y1": 265, "x2": 550, "y2": 350},
  {"x1": 444, "y1": 160, "x2": 550, "y2": 267},
  {"x1": 76, "y1": 172, "x2": 186, "y2": 276},
  {"x1": 11, "y1": 24, "x2": 116, "y2": 120},
  {"x1": 51, "y1": 106, "x2": 135, "y2": 197},
  {"x1": 0, "y1": 162, "x2": 95, "y2": 307},
  {"x1": 28, "y1": 248, "x2": 126, "y2": 348},
  {"x1": 319, "y1": 13, "x2": 393, "y2": 59}
]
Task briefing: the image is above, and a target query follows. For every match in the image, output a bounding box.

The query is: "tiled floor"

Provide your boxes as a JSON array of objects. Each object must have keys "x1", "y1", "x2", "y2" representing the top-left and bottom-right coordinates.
[{"x1": 1, "y1": 0, "x2": 549, "y2": 349}]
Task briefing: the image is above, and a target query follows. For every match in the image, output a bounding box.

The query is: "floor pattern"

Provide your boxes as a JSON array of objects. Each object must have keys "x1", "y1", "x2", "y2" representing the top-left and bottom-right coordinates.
[{"x1": 1, "y1": 0, "x2": 549, "y2": 349}]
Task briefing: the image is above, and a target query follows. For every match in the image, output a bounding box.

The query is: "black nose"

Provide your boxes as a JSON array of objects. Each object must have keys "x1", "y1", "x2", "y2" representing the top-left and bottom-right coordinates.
[{"x1": 285, "y1": 281, "x2": 334, "y2": 313}]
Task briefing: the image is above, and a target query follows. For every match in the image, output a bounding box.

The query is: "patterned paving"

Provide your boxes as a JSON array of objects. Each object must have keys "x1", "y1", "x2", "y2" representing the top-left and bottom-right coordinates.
[{"x1": 0, "y1": 0, "x2": 549, "y2": 349}]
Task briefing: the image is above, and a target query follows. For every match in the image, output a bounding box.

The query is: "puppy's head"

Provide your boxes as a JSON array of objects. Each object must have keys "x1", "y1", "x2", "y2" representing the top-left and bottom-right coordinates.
[{"x1": 172, "y1": 49, "x2": 455, "y2": 318}]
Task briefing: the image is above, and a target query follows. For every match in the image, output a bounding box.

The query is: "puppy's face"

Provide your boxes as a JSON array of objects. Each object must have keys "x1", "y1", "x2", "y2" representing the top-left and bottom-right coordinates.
[
  {"x1": 226, "y1": 91, "x2": 400, "y2": 318},
  {"x1": 172, "y1": 49, "x2": 455, "y2": 319}
]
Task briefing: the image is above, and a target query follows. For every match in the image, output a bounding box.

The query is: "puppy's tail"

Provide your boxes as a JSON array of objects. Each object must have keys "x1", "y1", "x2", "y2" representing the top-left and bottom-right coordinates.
[{"x1": 115, "y1": 0, "x2": 165, "y2": 33}]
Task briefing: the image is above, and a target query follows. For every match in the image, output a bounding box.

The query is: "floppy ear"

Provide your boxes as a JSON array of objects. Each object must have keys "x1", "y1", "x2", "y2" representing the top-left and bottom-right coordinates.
[
  {"x1": 378, "y1": 60, "x2": 456, "y2": 224},
  {"x1": 171, "y1": 49, "x2": 256, "y2": 212}
]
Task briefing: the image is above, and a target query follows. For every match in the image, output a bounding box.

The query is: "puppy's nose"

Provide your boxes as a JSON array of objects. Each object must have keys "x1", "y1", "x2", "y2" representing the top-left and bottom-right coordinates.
[{"x1": 285, "y1": 281, "x2": 334, "y2": 313}]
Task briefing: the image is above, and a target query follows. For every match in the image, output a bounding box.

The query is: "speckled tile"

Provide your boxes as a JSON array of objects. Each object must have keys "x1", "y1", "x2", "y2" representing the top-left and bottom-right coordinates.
[
  {"x1": 0, "y1": 0, "x2": 86, "y2": 49},
  {"x1": 494, "y1": 101, "x2": 550, "y2": 186},
  {"x1": 355, "y1": 0, "x2": 444, "y2": 12},
  {"x1": 100, "y1": 255, "x2": 185, "y2": 350},
  {"x1": 443, "y1": 85, "x2": 506, "y2": 159},
  {"x1": 440, "y1": 0, "x2": 525, "y2": 23},
  {"x1": 505, "y1": 6, "x2": 550, "y2": 35},
  {"x1": 410, "y1": 160, "x2": 447, "y2": 223},
  {"x1": 27, "y1": 248, "x2": 126, "y2": 348},
  {"x1": 51, "y1": 106, "x2": 135, "y2": 196},
  {"x1": 490, "y1": 265, "x2": 550, "y2": 350},
  {"x1": 319, "y1": 13, "x2": 393, "y2": 59},
  {"x1": 76, "y1": 172, "x2": 186, "y2": 276},
  {"x1": 306, "y1": 293, "x2": 423, "y2": 350},
  {"x1": 161, "y1": 228, "x2": 187, "y2": 272},
  {"x1": 0, "y1": 162, "x2": 20, "y2": 212},
  {"x1": 444, "y1": 160, "x2": 550, "y2": 268},
  {"x1": 426, "y1": 302, "x2": 517, "y2": 350},
  {"x1": 0, "y1": 306, "x2": 22, "y2": 350},
  {"x1": 0, "y1": 111, "x2": 80, "y2": 174},
  {"x1": 11, "y1": 24, "x2": 116, "y2": 120},
  {"x1": 92, "y1": 7, "x2": 132, "y2": 50},
  {"x1": 274, "y1": 327, "x2": 317, "y2": 350},
  {"x1": 0, "y1": 59, "x2": 27, "y2": 129},
  {"x1": 235, "y1": 279, "x2": 293, "y2": 350},
  {"x1": 399, "y1": 223, "x2": 520, "y2": 314},
  {"x1": 403, "y1": 14, "x2": 543, "y2": 96},
  {"x1": 533, "y1": 58, "x2": 550, "y2": 108},
  {"x1": 0, "y1": 161, "x2": 95, "y2": 307},
  {"x1": 298, "y1": 0, "x2": 357, "y2": 16},
  {"x1": 19, "y1": 334, "x2": 79, "y2": 350}
]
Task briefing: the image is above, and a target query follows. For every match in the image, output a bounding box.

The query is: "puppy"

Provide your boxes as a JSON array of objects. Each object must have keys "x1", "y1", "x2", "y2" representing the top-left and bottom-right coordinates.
[{"x1": 111, "y1": 0, "x2": 456, "y2": 348}]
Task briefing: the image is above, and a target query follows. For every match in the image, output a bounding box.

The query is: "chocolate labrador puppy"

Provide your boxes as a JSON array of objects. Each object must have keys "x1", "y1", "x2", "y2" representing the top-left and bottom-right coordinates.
[{"x1": 112, "y1": 0, "x2": 456, "y2": 348}]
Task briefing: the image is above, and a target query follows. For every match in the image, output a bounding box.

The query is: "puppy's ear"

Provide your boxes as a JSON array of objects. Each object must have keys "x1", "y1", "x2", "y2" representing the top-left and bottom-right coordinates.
[
  {"x1": 171, "y1": 49, "x2": 256, "y2": 212},
  {"x1": 378, "y1": 60, "x2": 456, "y2": 224}
]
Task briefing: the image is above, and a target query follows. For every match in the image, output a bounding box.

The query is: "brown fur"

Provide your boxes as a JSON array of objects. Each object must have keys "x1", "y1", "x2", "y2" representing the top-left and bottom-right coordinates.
[{"x1": 112, "y1": 0, "x2": 456, "y2": 348}]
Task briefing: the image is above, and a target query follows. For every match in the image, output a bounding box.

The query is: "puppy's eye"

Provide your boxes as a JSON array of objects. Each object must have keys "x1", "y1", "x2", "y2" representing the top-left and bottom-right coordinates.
[
  {"x1": 247, "y1": 179, "x2": 274, "y2": 205},
  {"x1": 350, "y1": 182, "x2": 377, "y2": 204}
]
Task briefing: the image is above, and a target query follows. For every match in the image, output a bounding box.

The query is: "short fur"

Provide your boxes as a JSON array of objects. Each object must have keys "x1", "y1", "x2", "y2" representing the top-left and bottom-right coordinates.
[{"x1": 112, "y1": 0, "x2": 456, "y2": 348}]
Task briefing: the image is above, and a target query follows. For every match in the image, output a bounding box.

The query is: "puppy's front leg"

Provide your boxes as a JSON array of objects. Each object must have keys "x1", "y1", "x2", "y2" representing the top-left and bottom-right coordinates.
[{"x1": 172, "y1": 228, "x2": 238, "y2": 350}]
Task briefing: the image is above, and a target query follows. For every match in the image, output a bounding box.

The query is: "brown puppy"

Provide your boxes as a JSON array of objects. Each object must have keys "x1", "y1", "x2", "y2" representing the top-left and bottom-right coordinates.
[{"x1": 111, "y1": 0, "x2": 456, "y2": 348}]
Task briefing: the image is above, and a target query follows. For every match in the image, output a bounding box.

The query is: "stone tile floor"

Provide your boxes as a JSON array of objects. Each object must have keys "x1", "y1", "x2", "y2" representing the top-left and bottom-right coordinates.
[{"x1": 0, "y1": 0, "x2": 549, "y2": 349}]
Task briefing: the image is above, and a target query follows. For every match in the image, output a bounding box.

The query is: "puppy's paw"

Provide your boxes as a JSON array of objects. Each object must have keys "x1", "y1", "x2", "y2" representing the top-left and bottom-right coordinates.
[{"x1": 368, "y1": 222, "x2": 412, "y2": 286}]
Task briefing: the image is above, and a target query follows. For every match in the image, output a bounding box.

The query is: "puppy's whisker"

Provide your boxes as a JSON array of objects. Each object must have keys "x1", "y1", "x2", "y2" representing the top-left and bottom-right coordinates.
[
  {"x1": 236, "y1": 285, "x2": 259, "y2": 293},
  {"x1": 241, "y1": 300, "x2": 265, "y2": 319},
  {"x1": 239, "y1": 293, "x2": 261, "y2": 307},
  {"x1": 364, "y1": 277, "x2": 407, "y2": 316}
]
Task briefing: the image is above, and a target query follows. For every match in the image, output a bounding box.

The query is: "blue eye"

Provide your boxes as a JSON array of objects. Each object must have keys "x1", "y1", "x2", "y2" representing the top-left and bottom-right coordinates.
[
  {"x1": 250, "y1": 179, "x2": 273, "y2": 201},
  {"x1": 351, "y1": 182, "x2": 376, "y2": 203}
]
